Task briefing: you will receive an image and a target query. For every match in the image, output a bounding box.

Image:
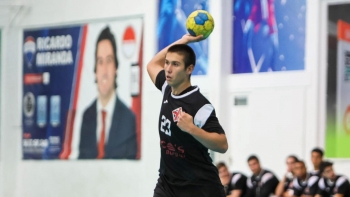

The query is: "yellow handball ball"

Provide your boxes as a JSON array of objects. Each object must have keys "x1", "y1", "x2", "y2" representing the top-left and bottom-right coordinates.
[{"x1": 186, "y1": 10, "x2": 214, "y2": 39}]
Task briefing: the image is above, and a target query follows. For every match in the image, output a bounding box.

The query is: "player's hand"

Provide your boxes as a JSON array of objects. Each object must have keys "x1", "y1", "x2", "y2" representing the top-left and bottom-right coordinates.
[
  {"x1": 177, "y1": 111, "x2": 195, "y2": 133},
  {"x1": 181, "y1": 34, "x2": 204, "y2": 44}
]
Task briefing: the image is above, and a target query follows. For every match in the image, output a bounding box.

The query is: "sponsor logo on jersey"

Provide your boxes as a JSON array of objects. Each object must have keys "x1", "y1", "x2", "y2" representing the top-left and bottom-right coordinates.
[
  {"x1": 172, "y1": 107, "x2": 182, "y2": 122},
  {"x1": 160, "y1": 140, "x2": 185, "y2": 158}
]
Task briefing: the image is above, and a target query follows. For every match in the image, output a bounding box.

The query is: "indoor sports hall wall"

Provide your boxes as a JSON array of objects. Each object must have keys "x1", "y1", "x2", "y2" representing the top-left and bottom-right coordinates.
[{"x1": 0, "y1": 0, "x2": 349, "y2": 196}]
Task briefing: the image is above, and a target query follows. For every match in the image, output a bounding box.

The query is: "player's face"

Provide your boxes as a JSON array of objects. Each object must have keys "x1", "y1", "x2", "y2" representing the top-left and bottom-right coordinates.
[
  {"x1": 323, "y1": 166, "x2": 336, "y2": 180},
  {"x1": 164, "y1": 52, "x2": 193, "y2": 88},
  {"x1": 96, "y1": 39, "x2": 117, "y2": 98},
  {"x1": 293, "y1": 162, "x2": 306, "y2": 178},
  {"x1": 218, "y1": 166, "x2": 230, "y2": 180},
  {"x1": 248, "y1": 159, "x2": 261, "y2": 175},
  {"x1": 311, "y1": 152, "x2": 323, "y2": 169},
  {"x1": 286, "y1": 157, "x2": 296, "y2": 172}
]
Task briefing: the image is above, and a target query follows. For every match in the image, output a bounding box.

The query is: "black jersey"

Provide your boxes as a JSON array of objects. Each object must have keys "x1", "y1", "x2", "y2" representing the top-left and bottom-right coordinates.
[
  {"x1": 317, "y1": 175, "x2": 350, "y2": 197},
  {"x1": 155, "y1": 70, "x2": 225, "y2": 187},
  {"x1": 226, "y1": 172, "x2": 248, "y2": 196},
  {"x1": 310, "y1": 170, "x2": 321, "y2": 177},
  {"x1": 292, "y1": 173, "x2": 320, "y2": 196},
  {"x1": 284, "y1": 176, "x2": 294, "y2": 192},
  {"x1": 246, "y1": 169, "x2": 279, "y2": 197}
]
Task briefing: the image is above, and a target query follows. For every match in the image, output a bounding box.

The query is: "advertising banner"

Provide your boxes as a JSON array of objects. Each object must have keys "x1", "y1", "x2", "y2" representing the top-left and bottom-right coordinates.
[
  {"x1": 326, "y1": 20, "x2": 350, "y2": 158},
  {"x1": 22, "y1": 18, "x2": 143, "y2": 160},
  {"x1": 233, "y1": 0, "x2": 306, "y2": 73}
]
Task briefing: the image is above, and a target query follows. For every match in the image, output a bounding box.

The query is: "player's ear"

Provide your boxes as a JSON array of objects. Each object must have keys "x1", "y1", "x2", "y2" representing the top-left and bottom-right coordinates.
[{"x1": 186, "y1": 64, "x2": 194, "y2": 75}]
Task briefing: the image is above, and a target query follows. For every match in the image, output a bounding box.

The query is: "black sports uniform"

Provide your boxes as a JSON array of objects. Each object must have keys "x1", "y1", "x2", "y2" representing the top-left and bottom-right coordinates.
[
  {"x1": 283, "y1": 176, "x2": 294, "y2": 195},
  {"x1": 292, "y1": 173, "x2": 320, "y2": 197},
  {"x1": 225, "y1": 173, "x2": 247, "y2": 196},
  {"x1": 246, "y1": 170, "x2": 279, "y2": 197},
  {"x1": 317, "y1": 176, "x2": 350, "y2": 197},
  {"x1": 153, "y1": 70, "x2": 226, "y2": 197}
]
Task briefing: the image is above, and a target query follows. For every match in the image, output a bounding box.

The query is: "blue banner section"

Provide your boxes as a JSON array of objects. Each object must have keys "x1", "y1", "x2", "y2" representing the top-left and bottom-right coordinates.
[
  {"x1": 157, "y1": 0, "x2": 209, "y2": 75},
  {"x1": 23, "y1": 26, "x2": 82, "y2": 159},
  {"x1": 233, "y1": 0, "x2": 306, "y2": 73}
]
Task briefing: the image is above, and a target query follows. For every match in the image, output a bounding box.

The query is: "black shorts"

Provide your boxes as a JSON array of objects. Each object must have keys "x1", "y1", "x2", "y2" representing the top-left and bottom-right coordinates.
[{"x1": 153, "y1": 176, "x2": 226, "y2": 197}]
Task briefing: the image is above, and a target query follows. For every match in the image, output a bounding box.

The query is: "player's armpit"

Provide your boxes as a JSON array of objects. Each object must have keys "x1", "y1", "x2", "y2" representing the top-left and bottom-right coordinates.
[
  {"x1": 147, "y1": 59, "x2": 164, "y2": 84},
  {"x1": 334, "y1": 194, "x2": 344, "y2": 197}
]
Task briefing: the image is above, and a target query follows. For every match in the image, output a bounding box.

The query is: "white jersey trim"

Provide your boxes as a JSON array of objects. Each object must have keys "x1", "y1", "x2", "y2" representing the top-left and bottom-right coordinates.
[
  {"x1": 336, "y1": 176, "x2": 348, "y2": 188},
  {"x1": 171, "y1": 86, "x2": 199, "y2": 99},
  {"x1": 247, "y1": 178, "x2": 253, "y2": 188},
  {"x1": 293, "y1": 178, "x2": 303, "y2": 190},
  {"x1": 161, "y1": 81, "x2": 168, "y2": 95},
  {"x1": 308, "y1": 176, "x2": 319, "y2": 187},
  {"x1": 194, "y1": 104, "x2": 214, "y2": 128},
  {"x1": 261, "y1": 172, "x2": 274, "y2": 184},
  {"x1": 318, "y1": 178, "x2": 326, "y2": 189},
  {"x1": 231, "y1": 174, "x2": 242, "y2": 185}
]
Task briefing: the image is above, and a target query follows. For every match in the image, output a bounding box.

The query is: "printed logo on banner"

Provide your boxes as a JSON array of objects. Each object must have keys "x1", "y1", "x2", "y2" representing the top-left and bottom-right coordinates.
[
  {"x1": 122, "y1": 26, "x2": 136, "y2": 59},
  {"x1": 23, "y1": 92, "x2": 35, "y2": 118},
  {"x1": 344, "y1": 106, "x2": 350, "y2": 135},
  {"x1": 23, "y1": 36, "x2": 36, "y2": 68},
  {"x1": 37, "y1": 95, "x2": 47, "y2": 127},
  {"x1": 50, "y1": 95, "x2": 61, "y2": 127}
]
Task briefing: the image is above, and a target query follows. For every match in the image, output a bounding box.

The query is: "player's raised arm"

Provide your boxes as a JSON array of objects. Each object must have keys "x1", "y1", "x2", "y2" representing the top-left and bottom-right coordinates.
[{"x1": 146, "y1": 34, "x2": 203, "y2": 84}]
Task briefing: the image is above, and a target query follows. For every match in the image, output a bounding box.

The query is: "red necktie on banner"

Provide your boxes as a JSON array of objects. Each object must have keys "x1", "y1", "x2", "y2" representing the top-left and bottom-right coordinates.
[{"x1": 97, "y1": 110, "x2": 106, "y2": 159}]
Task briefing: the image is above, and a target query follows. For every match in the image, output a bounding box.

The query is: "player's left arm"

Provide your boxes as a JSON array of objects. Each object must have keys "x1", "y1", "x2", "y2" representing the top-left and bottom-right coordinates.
[{"x1": 177, "y1": 111, "x2": 228, "y2": 153}]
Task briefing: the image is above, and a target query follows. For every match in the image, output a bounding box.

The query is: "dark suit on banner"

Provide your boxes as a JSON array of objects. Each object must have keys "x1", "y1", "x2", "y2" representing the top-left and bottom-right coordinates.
[{"x1": 78, "y1": 97, "x2": 137, "y2": 159}]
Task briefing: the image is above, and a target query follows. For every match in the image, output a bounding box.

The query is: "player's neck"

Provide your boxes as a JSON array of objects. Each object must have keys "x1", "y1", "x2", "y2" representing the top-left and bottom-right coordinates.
[
  {"x1": 99, "y1": 89, "x2": 115, "y2": 108},
  {"x1": 171, "y1": 81, "x2": 192, "y2": 95},
  {"x1": 301, "y1": 174, "x2": 307, "y2": 181}
]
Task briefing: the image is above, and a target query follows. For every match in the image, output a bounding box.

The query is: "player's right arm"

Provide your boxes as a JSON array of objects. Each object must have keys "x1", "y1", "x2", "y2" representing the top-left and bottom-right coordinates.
[
  {"x1": 275, "y1": 176, "x2": 287, "y2": 197},
  {"x1": 147, "y1": 34, "x2": 203, "y2": 84}
]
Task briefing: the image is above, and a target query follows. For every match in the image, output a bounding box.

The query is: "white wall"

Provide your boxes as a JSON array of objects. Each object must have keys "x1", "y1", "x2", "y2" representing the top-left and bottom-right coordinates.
[{"x1": 0, "y1": 0, "x2": 350, "y2": 196}]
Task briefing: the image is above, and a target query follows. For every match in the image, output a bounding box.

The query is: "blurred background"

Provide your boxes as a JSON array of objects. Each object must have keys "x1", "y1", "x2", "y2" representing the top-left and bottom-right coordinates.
[{"x1": 0, "y1": 0, "x2": 349, "y2": 196}]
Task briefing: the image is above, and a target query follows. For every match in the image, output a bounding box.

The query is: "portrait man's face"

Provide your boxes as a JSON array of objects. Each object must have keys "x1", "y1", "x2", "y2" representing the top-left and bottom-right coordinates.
[{"x1": 96, "y1": 39, "x2": 117, "y2": 98}]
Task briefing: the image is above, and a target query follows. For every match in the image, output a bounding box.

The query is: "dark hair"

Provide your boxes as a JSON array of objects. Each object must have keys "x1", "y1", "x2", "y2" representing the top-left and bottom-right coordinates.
[
  {"x1": 167, "y1": 44, "x2": 196, "y2": 70},
  {"x1": 247, "y1": 155, "x2": 259, "y2": 163},
  {"x1": 320, "y1": 161, "x2": 333, "y2": 173},
  {"x1": 94, "y1": 26, "x2": 118, "y2": 88},
  {"x1": 295, "y1": 160, "x2": 305, "y2": 166},
  {"x1": 216, "y1": 162, "x2": 227, "y2": 170},
  {"x1": 311, "y1": 148, "x2": 324, "y2": 157},
  {"x1": 287, "y1": 155, "x2": 299, "y2": 162}
]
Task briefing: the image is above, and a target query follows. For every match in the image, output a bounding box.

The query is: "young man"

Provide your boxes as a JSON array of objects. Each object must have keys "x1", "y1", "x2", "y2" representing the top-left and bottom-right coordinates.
[
  {"x1": 316, "y1": 161, "x2": 350, "y2": 197},
  {"x1": 79, "y1": 27, "x2": 137, "y2": 159},
  {"x1": 292, "y1": 160, "x2": 319, "y2": 197},
  {"x1": 217, "y1": 162, "x2": 247, "y2": 197},
  {"x1": 147, "y1": 34, "x2": 228, "y2": 197},
  {"x1": 245, "y1": 155, "x2": 279, "y2": 197},
  {"x1": 310, "y1": 148, "x2": 324, "y2": 176},
  {"x1": 275, "y1": 155, "x2": 299, "y2": 197}
]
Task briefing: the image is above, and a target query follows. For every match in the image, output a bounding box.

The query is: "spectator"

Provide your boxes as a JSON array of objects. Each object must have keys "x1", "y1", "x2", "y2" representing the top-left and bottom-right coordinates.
[
  {"x1": 316, "y1": 161, "x2": 350, "y2": 197},
  {"x1": 310, "y1": 148, "x2": 324, "y2": 176},
  {"x1": 276, "y1": 155, "x2": 299, "y2": 197},
  {"x1": 217, "y1": 162, "x2": 247, "y2": 197},
  {"x1": 292, "y1": 160, "x2": 319, "y2": 197},
  {"x1": 246, "y1": 155, "x2": 279, "y2": 197}
]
